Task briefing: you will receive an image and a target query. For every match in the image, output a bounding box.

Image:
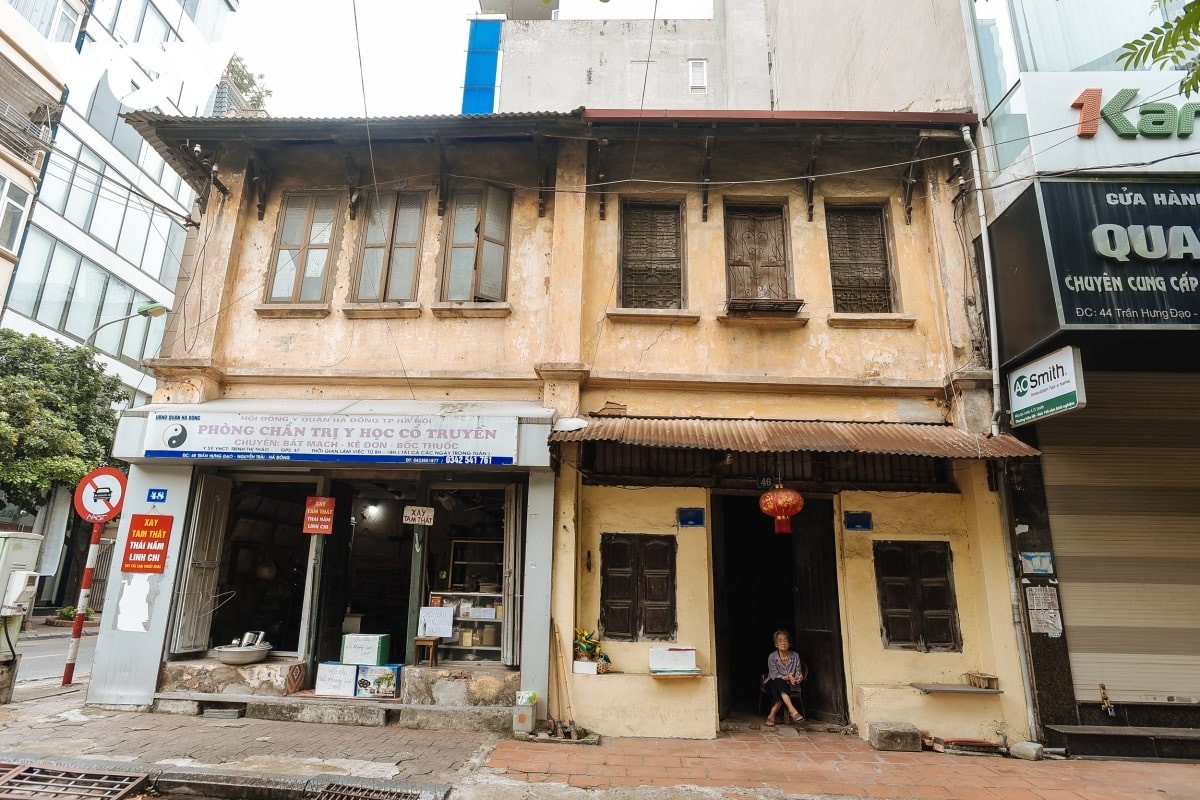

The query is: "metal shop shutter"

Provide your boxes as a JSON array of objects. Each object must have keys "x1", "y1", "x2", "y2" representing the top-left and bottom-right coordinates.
[{"x1": 1038, "y1": 373, "x2": 1200, "y2": 704}]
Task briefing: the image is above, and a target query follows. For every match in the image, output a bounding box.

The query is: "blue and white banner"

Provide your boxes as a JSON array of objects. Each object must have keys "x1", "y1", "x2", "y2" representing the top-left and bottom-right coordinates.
[{"x1": 142, "y1": 411, "x2": 518, "y2": 465}]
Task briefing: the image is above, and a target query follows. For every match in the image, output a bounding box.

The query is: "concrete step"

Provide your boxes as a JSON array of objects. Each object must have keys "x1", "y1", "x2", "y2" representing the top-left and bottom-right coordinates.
[
  {"x1": 153, "y1": 691, "x2": 513, "y2": 732},
  {"x1": 1045, "y1": 724, "x2": 1200, "y2": 759}
]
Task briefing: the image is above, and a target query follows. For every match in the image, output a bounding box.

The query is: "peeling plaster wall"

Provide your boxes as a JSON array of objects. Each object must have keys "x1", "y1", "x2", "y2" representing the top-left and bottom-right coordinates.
[
  {"x1": 576, "y1": 140, "x2": 978, "y2": 423},
  {"x1": 565, "y1": 485, "x2": 718, "y2": 739},
  {"x1": 835, "y1": 462, "x2": 1030, "y2": 741},
  {"x1": 87, "y1": 464, "x2": 195, "y2": 706},
  {"x1": 158, "y1": 140, "x2": 560, "y2": 403}
]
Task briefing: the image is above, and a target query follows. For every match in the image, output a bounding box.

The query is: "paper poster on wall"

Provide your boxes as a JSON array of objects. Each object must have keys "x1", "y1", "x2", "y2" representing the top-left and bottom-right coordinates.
[
  {"x1": 1019, "y1": 552, "x2": 1054, "y2": 575},
  {"x1": 417, "y1": 606, "x2": 455, "y2": 637},
  {"x1": 1025, "y1": 585, "x2": 1063, "y2": 637},
  {"x1": 120, "y1": 514, "x2": 174, "y2": 573},
  {"x1": 303, "y1": 496, "x2": 335, "y2": 534}
]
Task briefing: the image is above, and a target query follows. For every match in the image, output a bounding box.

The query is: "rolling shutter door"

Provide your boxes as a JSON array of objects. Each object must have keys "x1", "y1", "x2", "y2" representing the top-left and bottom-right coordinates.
[{"x1": 1038, "y1": 373, "x2": 1200, "y2": 704}]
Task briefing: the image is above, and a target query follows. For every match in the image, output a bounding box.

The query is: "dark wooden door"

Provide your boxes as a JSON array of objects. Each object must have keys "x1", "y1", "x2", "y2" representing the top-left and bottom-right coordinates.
[{"x1": 792, "y1": 499, "x2": 848, "y2": 724}]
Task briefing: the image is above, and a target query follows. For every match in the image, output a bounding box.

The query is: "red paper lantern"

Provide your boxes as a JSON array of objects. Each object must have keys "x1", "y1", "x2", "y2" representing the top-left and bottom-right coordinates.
[{"x1": 759, "y1": 483, "x2": 804, "y2": 534}]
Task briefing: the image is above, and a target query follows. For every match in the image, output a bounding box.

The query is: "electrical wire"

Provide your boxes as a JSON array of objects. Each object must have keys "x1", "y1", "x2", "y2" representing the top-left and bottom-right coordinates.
[{"x1": 349, "y1": 0, "x2": 417, "y2": 401}]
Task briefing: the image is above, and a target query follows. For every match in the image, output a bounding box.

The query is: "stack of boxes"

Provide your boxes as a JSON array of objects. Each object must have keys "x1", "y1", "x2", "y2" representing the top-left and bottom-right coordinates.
[{"x1": 313, "y1": 634, "x2": 402, "y2": 698}]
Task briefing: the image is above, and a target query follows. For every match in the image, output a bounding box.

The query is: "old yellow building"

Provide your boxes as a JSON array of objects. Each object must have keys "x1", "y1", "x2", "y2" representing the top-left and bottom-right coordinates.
[{"x1": 88, "y1": 109, "x2": 1035, "y2": 743}]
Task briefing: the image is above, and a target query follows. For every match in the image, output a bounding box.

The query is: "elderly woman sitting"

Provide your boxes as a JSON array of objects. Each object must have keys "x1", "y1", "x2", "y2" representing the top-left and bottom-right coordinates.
[{"x1": 763, "y1": 629, "x2": 805, "y2": 726}]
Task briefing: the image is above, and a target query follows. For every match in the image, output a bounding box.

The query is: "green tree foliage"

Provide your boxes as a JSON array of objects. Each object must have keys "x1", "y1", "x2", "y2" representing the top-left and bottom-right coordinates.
[
  {"x1": 1119, "y1": 1, "x2": 1200, "y2": 96},
  {"x1": 0, "y1": 330, "x2": 128, "y2": 514},
  {"x1": 226, "y1": 54, "x2": 272, "y2": 110}
]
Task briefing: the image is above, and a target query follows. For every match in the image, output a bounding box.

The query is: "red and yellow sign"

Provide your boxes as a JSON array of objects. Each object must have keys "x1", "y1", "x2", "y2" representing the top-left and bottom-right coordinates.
[
  {"x1": 303, "y1": 496, "x2": 336, "y2": 535},
  {"x1": 120, "y1": 514, "x2": 174, "y2": 573}
]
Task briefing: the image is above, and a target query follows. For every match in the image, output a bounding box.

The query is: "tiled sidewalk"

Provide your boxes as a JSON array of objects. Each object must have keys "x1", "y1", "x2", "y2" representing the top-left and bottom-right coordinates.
[{"x1": 486, "y1": 726, "x2": 1200, "y2": 799}]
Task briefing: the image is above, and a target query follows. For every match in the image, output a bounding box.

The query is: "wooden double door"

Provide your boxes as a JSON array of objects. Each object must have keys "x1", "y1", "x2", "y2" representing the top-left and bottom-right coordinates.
[{"x1": 715, "y1": 495, "x2": 848, "y2": 724}]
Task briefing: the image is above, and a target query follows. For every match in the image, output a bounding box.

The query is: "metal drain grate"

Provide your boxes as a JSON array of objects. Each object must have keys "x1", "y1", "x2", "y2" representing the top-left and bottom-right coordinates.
[
  {"x1": 0, "y1": 763, "x2": 147, "y2": 800},
  {"x1": 314, "y1": 783, "x2": 423, "y2": 800}
]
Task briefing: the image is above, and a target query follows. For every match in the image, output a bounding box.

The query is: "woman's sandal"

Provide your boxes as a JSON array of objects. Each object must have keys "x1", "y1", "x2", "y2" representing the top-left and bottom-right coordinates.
[
  {"x1": 764, "y1": 718, "x2": 776, "y2": 727},
  {"x1": 790, "y1": 712, "x2": 804, "y2": 723}
]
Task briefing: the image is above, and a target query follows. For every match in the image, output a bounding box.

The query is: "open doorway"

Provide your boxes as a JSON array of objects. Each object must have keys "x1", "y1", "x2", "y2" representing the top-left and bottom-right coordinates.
[{"x1": 714, "y1": 495, "x2": 847, "y2": 723}]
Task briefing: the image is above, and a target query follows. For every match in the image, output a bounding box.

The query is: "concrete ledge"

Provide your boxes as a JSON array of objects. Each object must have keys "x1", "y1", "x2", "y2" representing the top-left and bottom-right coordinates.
[
  {"x1": 391, "y1": 704, "x2": 514, "y2": 733},
  {"x1": 154, "y1": 698, "x2": 201, "y2": 715},
  {"x1": 246, "y1": 700, "x2": 387, "y2": 726}
]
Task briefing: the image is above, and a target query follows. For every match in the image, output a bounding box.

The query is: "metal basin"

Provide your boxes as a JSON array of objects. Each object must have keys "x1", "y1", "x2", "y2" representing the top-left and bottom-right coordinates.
[{"x1": 213, "y1": 643, "x2": 272, "y2": 665}]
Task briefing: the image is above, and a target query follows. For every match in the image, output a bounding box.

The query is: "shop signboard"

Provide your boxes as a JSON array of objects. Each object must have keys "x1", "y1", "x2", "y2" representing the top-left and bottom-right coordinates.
[
  {"x1": 141, "y1": 411, "x2": 520, "y2": 464},
  {"x1": 402, "y1": 506, "x2": 435, "y2": 526},
  {"x1": 1021, "y1": 71, "x2": 1193, "y2": 175},
  {"x1": 1008, "y1": 346, "x2": 1086, "y2": 427},
  {"x1": 1041, "y1": 180, "x2": 1200, "y2": 329}
]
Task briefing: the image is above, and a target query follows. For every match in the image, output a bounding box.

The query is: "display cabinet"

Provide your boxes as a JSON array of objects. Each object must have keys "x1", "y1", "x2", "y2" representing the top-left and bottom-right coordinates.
[
  {"x1": 429, "y1": 590, "x2": 503, "y2": 663},
  {"x1": 449, "y1": 538, "x2": 503, "y2": 590}
]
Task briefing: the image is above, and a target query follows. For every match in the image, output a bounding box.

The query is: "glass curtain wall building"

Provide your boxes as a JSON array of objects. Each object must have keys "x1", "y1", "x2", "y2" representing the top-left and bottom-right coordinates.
[{"x1": 2, "y1": 0, "x2": 236, "y2": 603}]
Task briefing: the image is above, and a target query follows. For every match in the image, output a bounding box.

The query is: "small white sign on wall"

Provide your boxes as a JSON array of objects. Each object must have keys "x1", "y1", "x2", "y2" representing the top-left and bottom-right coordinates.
[{"x1": 417, "y1": 606, "x2": 455, "y2": 638}]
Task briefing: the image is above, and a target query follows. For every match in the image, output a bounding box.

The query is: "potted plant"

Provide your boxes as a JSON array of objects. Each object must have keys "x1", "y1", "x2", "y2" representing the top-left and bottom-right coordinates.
[
  {"x1": 573, "y1": 628, "x2": 612, "y2": 673},
  {"x1": 46, "y1": 606, "x2": 96, "y2": 626}
]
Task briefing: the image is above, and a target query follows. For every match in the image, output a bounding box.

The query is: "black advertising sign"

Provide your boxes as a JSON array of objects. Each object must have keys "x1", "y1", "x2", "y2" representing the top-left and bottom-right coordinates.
[{"x1": 1041, "y1": 181, "x2": 1200, "y2": 328}]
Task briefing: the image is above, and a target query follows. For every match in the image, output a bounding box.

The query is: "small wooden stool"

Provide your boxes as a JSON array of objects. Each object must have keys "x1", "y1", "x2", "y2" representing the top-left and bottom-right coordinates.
[{"x1": 414, "y1": 636, "x2": 440, "y2": 667}]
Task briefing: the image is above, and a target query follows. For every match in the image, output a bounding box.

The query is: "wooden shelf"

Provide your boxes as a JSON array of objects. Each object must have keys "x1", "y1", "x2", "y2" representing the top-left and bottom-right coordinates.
[
  {"x1": 910, "y1": 683, "x2": 1002, "y2": 695},
  {"x1": 442, "y1": 644, "x2": 501, "y2": 651},
  {"x1": 650, "y1": 672, "x2": 703, "y2": 679}
]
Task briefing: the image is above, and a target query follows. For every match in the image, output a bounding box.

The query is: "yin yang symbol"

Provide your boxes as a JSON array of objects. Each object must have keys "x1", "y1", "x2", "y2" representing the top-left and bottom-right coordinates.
[{"x1": 164, "y1": 424, "x2": 188, "y2": 448}]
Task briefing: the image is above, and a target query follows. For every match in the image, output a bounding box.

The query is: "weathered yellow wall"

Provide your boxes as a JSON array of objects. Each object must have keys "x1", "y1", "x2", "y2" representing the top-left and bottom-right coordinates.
[
  {"x1": 560, "y1": 484, "x2": 718, "y2": 738},
  {"x1": 837, "y1": 463, "x2": 1030, "y2": 741}
]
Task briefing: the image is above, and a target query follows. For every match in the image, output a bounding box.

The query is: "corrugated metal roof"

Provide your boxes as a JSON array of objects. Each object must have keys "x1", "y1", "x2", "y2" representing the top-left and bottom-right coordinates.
[{"x1": 549, "y1": 417, "x2": 1038, "y2": 459}]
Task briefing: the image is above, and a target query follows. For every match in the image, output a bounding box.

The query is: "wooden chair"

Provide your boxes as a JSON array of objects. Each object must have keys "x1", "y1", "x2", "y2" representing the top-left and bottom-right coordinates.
[{"x1": 758, "y1": 662, "x2": 808, "y2": 719}]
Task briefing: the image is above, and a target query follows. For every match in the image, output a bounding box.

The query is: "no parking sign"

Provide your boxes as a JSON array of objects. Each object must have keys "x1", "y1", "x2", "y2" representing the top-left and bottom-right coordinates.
[{"x1": 73, "y1": 466, "x2": 127, "y2": 523}]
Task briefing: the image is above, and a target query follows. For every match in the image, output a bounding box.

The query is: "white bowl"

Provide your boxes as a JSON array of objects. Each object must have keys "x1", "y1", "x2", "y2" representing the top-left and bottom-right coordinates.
[{"x1": 213, "y1": 643, "x2": 272, "y2": 665}]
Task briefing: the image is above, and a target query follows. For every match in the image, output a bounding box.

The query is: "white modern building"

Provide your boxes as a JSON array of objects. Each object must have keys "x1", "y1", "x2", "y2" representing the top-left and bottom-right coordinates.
[
  {"x1": 1, "y1": 0, "x2": 238, "y2": 607},
  {"x1": 467, "y1": 0, "x2": 973, "y2": 115}
]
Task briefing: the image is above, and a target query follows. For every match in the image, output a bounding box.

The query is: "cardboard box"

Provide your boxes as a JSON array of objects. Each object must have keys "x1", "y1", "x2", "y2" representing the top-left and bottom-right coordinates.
[
  {"x1": 314, "y1": 662, "x2": 357, "y2": 697},
  {"x1": 649, "y1": 646, "x2": 697, "y2": 672},
  {"x1": 341, "y1": 634, "x2": 390, "y2": 665},
  {"x1": 355, "y1": 664, "x2": 402, "y2": 698}
]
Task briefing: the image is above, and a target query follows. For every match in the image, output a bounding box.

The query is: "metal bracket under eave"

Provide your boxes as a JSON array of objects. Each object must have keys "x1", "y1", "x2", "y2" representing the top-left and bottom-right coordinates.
[
  {"x1": 248, "y1": 152, "x2": 271, "y2": 221},
  {"x1": 536, "y1": 134, "x2": 552, "y2": 218},
  {"x1": 901, "y1": 137, "x2": 924, "y2": 225},
  {"x1": 701, "y1": 135, "x2": 714, "y2": 222},
  {"x1": 437, "y1": 142, "x2": 449, "y2": 217},
  {"x1": 804, "y1": 136, "x2": 820, "y2": 222},
  {"x1": 345, "y1": 152, "x2": 362, "y2": 220},
  {"x1": 594, "y1": 138, "x2": 609, "y2": 220}
]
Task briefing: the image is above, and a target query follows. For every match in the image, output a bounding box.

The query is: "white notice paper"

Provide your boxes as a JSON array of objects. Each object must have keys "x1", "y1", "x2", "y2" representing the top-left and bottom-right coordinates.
[{"x1": 417, "y1": 606, "x2": 455, "y2": 637}]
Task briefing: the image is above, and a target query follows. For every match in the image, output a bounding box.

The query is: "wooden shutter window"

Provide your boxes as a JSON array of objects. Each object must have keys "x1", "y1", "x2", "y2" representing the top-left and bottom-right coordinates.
[
  {"x1": 600, "y1": 535, "x2": 637, "y2": 639},
  {"x1": 621, "y1": 203, "x2": 683, "y2": 309},
  {"x1": 826, "y1": 206, "x2": 894, "y2": 313},
  {"x1": 600, "y1": 533, "x2": 677, "y2": 641},
  {"x1": 872, "y1": 540, "x2": 961, "y2": 652},
  {"x1": 725, "y1": 206, "x2": 789, "y2": 300}
]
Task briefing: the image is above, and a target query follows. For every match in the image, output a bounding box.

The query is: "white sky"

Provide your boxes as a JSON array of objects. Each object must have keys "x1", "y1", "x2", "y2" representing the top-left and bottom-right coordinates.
[
  {"x1": 220, "y1": 0, "x2": 483, "y2": 118},
  {"x1": 218, "y1": 0, "x2": 708, "y2": 118}
]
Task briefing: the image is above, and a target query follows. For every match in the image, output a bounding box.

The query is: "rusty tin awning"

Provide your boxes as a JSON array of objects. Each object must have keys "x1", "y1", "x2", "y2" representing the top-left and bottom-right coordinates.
[{"x1": 549, "y1": 417, "x2": 1038, "y2": 459}]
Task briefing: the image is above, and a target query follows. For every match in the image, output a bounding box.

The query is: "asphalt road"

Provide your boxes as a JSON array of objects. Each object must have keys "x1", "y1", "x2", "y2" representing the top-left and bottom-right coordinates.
[{"x1": 14, "y1": 633, "x2": 97, "y2": 682}]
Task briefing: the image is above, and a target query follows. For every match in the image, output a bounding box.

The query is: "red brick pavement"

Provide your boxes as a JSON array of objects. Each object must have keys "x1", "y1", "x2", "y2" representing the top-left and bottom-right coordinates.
[{"x1": 485, "y1": 728, "x2": 1200, "y2": 799}]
